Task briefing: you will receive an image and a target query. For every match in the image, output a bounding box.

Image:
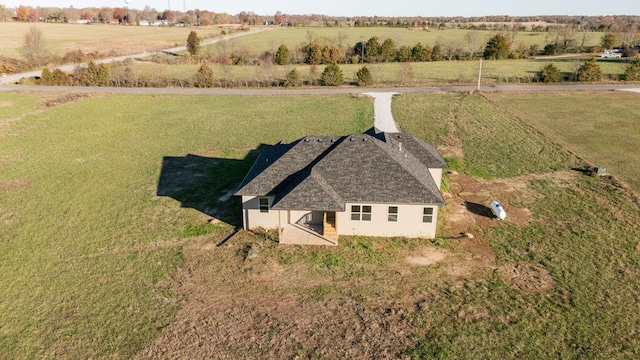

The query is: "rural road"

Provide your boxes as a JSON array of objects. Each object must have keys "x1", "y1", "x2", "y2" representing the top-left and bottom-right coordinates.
[
  {"x1": 1, "y1": 84, "x2": 640, "y2": 95},
  {"x1": 0, "y1": 27, "x2": 268, "y2": 85}
]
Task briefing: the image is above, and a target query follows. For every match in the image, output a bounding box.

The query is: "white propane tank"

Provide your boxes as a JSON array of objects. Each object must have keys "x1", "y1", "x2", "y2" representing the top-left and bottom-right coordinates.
[{"x1": 490, "y1": 201, "x2": 506, "y2": 220}]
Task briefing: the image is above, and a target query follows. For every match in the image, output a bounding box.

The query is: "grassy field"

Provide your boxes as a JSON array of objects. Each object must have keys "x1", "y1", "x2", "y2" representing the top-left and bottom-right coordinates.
[
  {"x1": 393, "y1": 92, "x2": 640, "y2": 358},
  {"x1": 202, "y1": 27, "x2": 603, "y2": 55},
  {"x1": 1, "y1": 24, "x2": 605, "y2": 60},
  {"x1": 126, "y1": 56, "x2": 628, "y2": 87},
  {"x1": 1, "y1": 90, "x2": 640, "y2": 358},
  {"x1": 0, "y1": 92, "x2": 373, "y2": 358},
  {"x1": 0, "y1": 22, "x2": 229, "y2": 58},
  {"x1": 484, "y1": 91, "x2": 640, "y2": 193}
]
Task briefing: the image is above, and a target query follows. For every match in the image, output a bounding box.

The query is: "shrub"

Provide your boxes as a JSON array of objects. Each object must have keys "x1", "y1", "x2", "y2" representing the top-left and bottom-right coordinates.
[
  {"x1": 539, "y1": 63, "x2": 561, "y2": 83},
  {"x1": 40, "y1": 67, "x2": 53, "y2": 85},
  {"x1": 356, "y1": 66, "x2": 373, "y2": 86},
  {"x1": 78, "y1": 61, "x2": 109, "y2": 86},
  {"x1": 576, "y1": 58, "x2": 603, "y2": 82},
  {"x1": 284, "y1": 68, "x2": 299, "y2": 87},
  {"x1": 194, "y1": 62, "x2": 214, "y2": 88},
  {"x1": 320, "y1": 63, "x2": 343, "y2": 86},
  {"x1": 624, "y1": 58, "x2": 640, "y2": 81},
  {"x1": 543, "y1": 43, "x2": 557, "y2": 56}
]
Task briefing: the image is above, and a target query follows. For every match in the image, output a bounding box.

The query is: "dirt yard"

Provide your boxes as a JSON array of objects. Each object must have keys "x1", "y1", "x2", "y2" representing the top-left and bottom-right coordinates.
[{"x1": 137, "y1": 171, "x2": 558, "y2": 359}]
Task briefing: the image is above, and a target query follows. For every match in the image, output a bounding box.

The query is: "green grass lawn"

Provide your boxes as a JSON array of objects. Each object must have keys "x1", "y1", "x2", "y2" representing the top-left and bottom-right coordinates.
[
  {"x1": 484, "y1": 91, "x2": 640, "y2": 193},
  {"x1": 0, "y1": 92, "x2": 373, "y2": 358},
  {"x1": 2, "y1": 90, "x2": 640, "y2": 358}
]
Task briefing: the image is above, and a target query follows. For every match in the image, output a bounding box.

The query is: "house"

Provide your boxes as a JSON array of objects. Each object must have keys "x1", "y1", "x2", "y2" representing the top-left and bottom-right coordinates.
[{"x1": 234, "y1": 128, "x2": 447, "y2": 245}]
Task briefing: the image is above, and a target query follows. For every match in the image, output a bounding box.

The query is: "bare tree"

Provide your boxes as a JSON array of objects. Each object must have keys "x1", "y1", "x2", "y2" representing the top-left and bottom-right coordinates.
[
  {"x1": 21, "y1": 26, "x2": 49, "y2": 66},
  {"x1": 464, "y1": 31, "x2": 482, "y2": 58},
  {"x1": 0, "y1": 4, "x2": 8, "y2": 22}
]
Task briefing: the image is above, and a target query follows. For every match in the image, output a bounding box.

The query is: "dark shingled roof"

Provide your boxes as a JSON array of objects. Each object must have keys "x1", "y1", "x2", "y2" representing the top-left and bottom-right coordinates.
[{"x1": 235, "y1": 129, "x2": 447, "y2": 210}]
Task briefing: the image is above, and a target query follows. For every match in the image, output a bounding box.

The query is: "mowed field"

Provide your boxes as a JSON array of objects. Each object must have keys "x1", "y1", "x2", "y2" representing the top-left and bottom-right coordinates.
[
  {"x1": 484, "y1": 91, "x2": 640, "y2": 193},
  {"x1": 0, "y1": 22, "x2": 229, "y2": 58},
  {"x1": 1, "y1": 90, "x2": 639, "y2": 358},
  {"x1": 202, "y1": 26, "x2": 604, "y2": 55},
  {"x1": 127, "y1": 57, "x2": 628, "y2": 87}
]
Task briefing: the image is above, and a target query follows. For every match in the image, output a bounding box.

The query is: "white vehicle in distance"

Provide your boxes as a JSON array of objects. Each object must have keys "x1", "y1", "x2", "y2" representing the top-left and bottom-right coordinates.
[{"x1": 601, "y1": 49, "x2": 621, "y2": 58}]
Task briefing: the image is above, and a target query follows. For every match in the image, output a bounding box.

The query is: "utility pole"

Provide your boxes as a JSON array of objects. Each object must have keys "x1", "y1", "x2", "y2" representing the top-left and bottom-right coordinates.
[{"x1": 477, "y1": 59, "x2": 482, "y2": 91}]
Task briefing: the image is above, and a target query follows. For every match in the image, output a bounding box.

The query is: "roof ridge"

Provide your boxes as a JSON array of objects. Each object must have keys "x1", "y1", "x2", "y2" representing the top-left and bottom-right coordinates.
[{"x1": 371, "y1": 135, "x2": 445, "y2": 204}]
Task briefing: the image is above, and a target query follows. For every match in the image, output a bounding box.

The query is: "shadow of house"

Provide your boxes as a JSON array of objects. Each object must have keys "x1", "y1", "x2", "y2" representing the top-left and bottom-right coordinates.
[
  {"x1": 156, "y1": 145, "x2": 269, "y2": 228},
  {"x1": 464, "y1": 201, "x2": 495, "y2": 219}
]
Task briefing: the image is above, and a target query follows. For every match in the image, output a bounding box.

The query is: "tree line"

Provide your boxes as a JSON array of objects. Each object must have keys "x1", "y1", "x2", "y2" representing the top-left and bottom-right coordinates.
[{"x1": 4, "y1": 3, "x2": 640, "y2": 32}]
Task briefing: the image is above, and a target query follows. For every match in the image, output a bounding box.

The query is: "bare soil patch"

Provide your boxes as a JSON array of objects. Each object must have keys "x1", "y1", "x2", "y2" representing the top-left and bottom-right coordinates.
[
  {"x1": 137, "y1": 234, "x2": 419, "y2": 359},
  {"x1": 444, "y1": 171, "x2": 544, "y2": 240},
  {"x1": 498, "y1": 262, "x2": 556, "y2": 294},
  {"x1": 138, "y1": 170, "x2": 563, "y2": 358},
  {"x1": 44, "y1": 93, "x2": 93, "y2": 107},
  {"x1": 0, "y1": 177, "x2": 30, "y2": 195}
]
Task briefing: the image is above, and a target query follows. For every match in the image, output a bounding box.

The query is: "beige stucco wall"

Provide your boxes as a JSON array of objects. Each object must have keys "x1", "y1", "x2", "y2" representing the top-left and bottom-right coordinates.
[
  {"x1": 241, "y1": 197, "x2": 440, "y2": 239},
  {"x1": 336, "y1": 202, "x2": 439, "y2": 238},
  {"x1": 429, "y1": 168, "x2": 443, "y2": 190},
  {"x1": 241, "y1": 196, "x2": 281, "y2": 229}
]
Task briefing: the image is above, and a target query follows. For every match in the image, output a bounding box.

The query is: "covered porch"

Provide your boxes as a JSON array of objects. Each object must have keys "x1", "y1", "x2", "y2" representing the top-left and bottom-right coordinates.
[{"x1": 279, "y1": 211, "x2": 338, "y2": 246}]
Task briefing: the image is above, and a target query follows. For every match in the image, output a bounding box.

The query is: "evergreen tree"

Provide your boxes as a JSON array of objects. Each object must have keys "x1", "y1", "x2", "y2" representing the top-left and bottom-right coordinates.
[
  {"x1": 538, "y1": 63, "x2": 561, "y2": 83},
  {"x1": 187, "y1": 31, "x2": 200, "y2": 57},
  {"x1": 576, "y1": 58, "x2": 603, "y2": 82},
  {"x1": 396, "y1": 45, "x2": 413, "y2": 62},
  {"x1": 624, "y1": 58, "x2": 640, "y2": 81},
  {"x1": 356, "y1": 66, "x2": 373, "y2": 86},
  {"x1": 483, "y1": 33, "x2": 511, "y2": 60},
  {"x1": 284, "y1": 68, "x2": 300, "y2": 87},
  {"x1": 304, "y1": 43, "x2": 323, "y2": 65},
  {"x1": 194, "y1": 62, "x2": 214, "y2": 87},
  {"x1": 380, "y1": 38, "x2": 397, "y2": 62},
  {"x1": 364, "y1": 36, "x2": 382, "y2": 62},
  {"x1": 274, "y1": 44, "x2": 289, "y2": 65},
  {"x1": 320, "y1": 63, "x2": 344, "y2": 86}
]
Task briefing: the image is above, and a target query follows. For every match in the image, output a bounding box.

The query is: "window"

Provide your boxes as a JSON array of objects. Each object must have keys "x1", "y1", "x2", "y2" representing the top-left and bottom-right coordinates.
[
  {"x1": 351, "y1": 205, "x2": 360, "y2": 220},
  {"x1": 351, "y1": 205, "x2": 372, "y2": 221},
  {"x1": 362, "y1": 206, "x2": 371, "y2": 221},
  {"x1": 423, "y1": 207, "x2": 434, "y2": 223},
  {"x1": 388, "y1": 206, "x2": 398, "y2": 222},
  {"x1": 259, "y1": 197, "x2": 269, "y2": 213}
]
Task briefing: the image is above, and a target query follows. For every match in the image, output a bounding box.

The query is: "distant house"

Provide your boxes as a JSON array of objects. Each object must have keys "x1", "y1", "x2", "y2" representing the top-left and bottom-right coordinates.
[{"x1": 235, "y1": 128, "x2": 447, "y2": 245}]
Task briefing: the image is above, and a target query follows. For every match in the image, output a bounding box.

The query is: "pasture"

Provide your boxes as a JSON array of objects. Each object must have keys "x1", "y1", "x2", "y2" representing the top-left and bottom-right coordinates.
[
  {"x1": 202, "y1": 27, "x2": 603, "y2": 55},
  {"x1": 485, "y1": 91, "x2": 640, "y2": 193},
  {"x1": 1, "y1": 23, "x2": 605, "y2": 61},
  {"x1": 0, "y1": 22, "x2": 228, "y2": 58},
  {"x1": 1, "y1": 90, "x2": 639, "y2": 358},
  {"x1": 120, "y1": 56, "x2": 628, "y2": 87}
]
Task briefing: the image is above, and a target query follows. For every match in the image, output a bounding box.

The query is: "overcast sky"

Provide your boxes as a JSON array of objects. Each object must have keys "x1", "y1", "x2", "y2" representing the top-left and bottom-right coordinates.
[{"x1": 6, "y1": 0, "x2": 640, "y2": 17}]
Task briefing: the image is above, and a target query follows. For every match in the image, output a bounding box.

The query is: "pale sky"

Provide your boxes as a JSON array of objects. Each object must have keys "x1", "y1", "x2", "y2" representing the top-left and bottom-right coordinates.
[{"x1": 5, "y1": 0, "x2": 640, "y2": 17}]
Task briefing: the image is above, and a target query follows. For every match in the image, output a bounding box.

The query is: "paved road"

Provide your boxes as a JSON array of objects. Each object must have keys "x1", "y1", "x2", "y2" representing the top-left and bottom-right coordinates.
[
  {"x1": 0, "y1": 27, "x2": 268, "y2": 85},
  {"x1": 1, "y1": 83, "x2": 639, "y2": 95}
]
